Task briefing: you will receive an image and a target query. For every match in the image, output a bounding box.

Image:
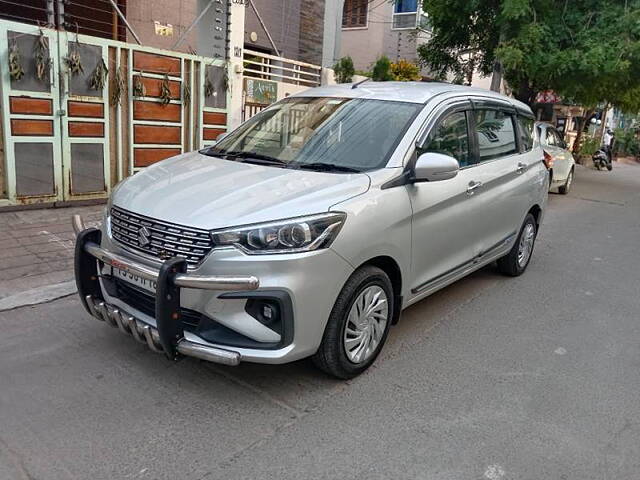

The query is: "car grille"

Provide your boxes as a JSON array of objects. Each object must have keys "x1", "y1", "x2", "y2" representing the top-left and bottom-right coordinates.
[
  {"x1": 114, "y1": 279, "x2": 201, "y2": 331},
  {"x1": 110, "y1": 206, "x2": 214, "y2": 267}
]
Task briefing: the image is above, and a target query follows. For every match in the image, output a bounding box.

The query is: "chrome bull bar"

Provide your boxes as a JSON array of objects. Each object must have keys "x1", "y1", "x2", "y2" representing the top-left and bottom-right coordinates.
[
  {"x1": 86, "y1": 294, "x2": 241, "y2": 365},
  {"x1": 72, "y1": 215, "x2": 259, "y2": 292},
  {"x1": 73, "y1": 214, "x2": 256, "y2": 365}
]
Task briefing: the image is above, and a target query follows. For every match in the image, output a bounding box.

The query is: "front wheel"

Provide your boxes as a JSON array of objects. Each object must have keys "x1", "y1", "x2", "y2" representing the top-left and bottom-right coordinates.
[
  {"x1": 606, "y1": 163, "x2": 613, "y2": 171},
  {"x1": 312, "y1": 265, "x2": 393, "y2": 379},
  {"x1": 497, "y1": 213, "x2": 538, "y2": 277}
]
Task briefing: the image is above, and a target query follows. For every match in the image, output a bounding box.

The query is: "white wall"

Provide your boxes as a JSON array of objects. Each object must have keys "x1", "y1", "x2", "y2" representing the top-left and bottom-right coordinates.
[
  {"x1": 228, "y1": 1, "x2": 246, "y2": 130},
  {"x1": 469, "y1": 71, "x2": 506, "y2": 94},
  {"x1": 340, "y1": 1, "x2": 391, "y2": 71},
  {"x1": 277, "y1": 83, "x2": 310, "y2": 100}
]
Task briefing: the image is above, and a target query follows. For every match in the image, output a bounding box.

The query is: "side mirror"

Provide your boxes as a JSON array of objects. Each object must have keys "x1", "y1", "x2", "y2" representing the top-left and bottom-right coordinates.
[
  {"x1": 210, "y1": 132, "x2": 228, "y2": 146},
  {"x1": 413, "y1": 152, "x2": 460, "y2": 182}
]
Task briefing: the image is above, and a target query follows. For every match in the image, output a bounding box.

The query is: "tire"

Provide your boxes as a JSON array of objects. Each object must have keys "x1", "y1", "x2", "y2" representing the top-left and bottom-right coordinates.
[
  {"x1": 312, "y1": 265, "x2": 394, "y2": 379},
  {"x1": 497, "y1": 213, "x2": 538, "y2": 277},
  {"x1": 558, "y1": 168, "x2": 573, "y2": 195},
  {"x1": 606, "y1": 163, "x2": 613, "y2": 171}
]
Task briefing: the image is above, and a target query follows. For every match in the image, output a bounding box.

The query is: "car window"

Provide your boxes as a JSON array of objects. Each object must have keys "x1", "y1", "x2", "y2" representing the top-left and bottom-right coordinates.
[
  {"x1": 546, "y1": 128, "x2": 557, "y2": 147},
  {"x1": 553, "y1": 129, "x2": 565, "y2": 148},
  {"x1": 517, "y1": 116, "x2": 534, "y2": 152},
  {"x1": 422, "y1": 111, "x2": 470, "y2": 167},
  {"x1": 474, "y1": 110, "x2": 518, "y2": 162}
]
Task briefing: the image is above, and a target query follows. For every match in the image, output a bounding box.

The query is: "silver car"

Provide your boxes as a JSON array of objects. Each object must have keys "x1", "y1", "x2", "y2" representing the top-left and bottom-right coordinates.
[
  {"x1": 536, "y1": 121, "x2": 576, "y2": 194},
  {"x1": 73, "y1": 82, "x2": 548, "y2": 379}
]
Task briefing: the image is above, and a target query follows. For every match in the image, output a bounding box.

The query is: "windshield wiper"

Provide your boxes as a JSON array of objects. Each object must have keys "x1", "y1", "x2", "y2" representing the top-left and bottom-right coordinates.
[
  {"x1": 292, "y1": 162, "x2": 362, "y2": 173},
  {"x1": 217, "y1": 150, "x2": 289, "y2": 167}
]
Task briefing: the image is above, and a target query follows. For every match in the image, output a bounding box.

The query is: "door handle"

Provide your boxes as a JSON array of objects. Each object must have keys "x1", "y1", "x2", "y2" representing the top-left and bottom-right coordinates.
[
  {"x1": 516, "y1": 162, "x2": 527, "y2": 174},
  {"x1": 466, "y1": 181, "x2": 483, "y2": 196}
]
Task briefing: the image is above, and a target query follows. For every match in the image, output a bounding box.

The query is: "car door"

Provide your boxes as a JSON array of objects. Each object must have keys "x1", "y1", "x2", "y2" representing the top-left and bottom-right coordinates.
[
  {"x1": 549, "y1": 128, "x2": 572, "y2": 180},
  {"x1": 407, "y1": 100, "x2": 487, "y2": 297},
  {"x1": 464, "y1": 103, "x2": 534, "y2": 259}
]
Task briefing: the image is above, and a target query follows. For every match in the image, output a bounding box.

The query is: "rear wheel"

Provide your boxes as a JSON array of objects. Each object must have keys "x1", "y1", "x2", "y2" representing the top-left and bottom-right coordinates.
[
  {"x1": 558, "y1": 168, "x2": 573, "y2": 194},
  {"x1": 497, "y1": 213, "x2": 537, "y2": 277},
  {"x1": 312, "y1": 265, "x2": 393, "y2": 379}
]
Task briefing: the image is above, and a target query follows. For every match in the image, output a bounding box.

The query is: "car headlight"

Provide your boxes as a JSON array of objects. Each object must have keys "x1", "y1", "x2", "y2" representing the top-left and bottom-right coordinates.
[{"x1": 210, "y1": 212, "x2": 346, "y2": 254}]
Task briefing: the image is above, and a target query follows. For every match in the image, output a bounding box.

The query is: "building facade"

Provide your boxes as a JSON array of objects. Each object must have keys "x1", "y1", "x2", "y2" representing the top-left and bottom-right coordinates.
[
  {"x1": 243, "y1": 0, "x2": 343, "y2": 67},
  {"x1": 339, "y1": 0, "x2": 430, "y2": 72}
]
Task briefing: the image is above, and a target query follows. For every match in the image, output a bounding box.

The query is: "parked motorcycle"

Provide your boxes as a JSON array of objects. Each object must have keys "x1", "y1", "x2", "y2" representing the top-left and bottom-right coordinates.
[{"x1": 592, "y1": 148, "x2": 613, "y2": 171}]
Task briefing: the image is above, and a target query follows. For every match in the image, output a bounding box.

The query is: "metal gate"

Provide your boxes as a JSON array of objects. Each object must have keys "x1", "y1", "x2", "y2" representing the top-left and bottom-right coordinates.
[{"x1": 0, "y1": 19, "x2": 229, "y2": 208}]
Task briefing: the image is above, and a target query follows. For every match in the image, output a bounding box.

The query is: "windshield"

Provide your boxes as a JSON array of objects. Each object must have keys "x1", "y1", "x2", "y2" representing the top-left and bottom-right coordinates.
[{"x1": 204, "y1": 97, "x2": 422, "y2": 172}]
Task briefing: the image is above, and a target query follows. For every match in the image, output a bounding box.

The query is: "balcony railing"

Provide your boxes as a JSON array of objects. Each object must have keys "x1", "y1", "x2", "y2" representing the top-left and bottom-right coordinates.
[{"x1": 243, "y1": 49, "x2": 322, "y2": 87}]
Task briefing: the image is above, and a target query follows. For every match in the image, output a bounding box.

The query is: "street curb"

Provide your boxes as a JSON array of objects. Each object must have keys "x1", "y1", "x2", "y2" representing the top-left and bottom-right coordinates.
[{"x1": 0, "y1": 281, "x2": 77, "y2": 312}]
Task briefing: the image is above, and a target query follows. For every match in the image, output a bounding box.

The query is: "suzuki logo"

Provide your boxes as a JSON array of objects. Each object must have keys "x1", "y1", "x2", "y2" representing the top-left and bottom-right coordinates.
[{"x1": 138, "y1": 226, "x2": 151, "y2": 247}]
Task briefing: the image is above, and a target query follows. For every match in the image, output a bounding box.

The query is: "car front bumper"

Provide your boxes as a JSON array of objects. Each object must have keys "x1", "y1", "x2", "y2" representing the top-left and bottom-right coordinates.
[{"x1": 73, "y1": 214, "x2": 353, "y2": 366}]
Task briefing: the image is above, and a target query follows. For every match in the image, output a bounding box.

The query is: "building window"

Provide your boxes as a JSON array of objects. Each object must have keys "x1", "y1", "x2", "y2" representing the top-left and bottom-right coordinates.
[
  {"x1": 392, "y1": 0, "x2": 421, "y2": 29},
  {"x1": 394, "y1": 0, "x2": 418, "y2": 13},
  {"x1": 342, "y1": 0, "x2": 368, "y2": 29}
]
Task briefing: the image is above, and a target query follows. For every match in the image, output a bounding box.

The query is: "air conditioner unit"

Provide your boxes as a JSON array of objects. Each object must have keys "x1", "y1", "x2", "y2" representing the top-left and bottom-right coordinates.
[{"x1": 392, "y1": 12, "x2": 418, "y2": 30}]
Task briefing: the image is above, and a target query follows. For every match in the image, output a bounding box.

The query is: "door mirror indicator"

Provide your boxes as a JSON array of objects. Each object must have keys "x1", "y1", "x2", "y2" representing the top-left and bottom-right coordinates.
[{"x1": 413, "y1": 152, "x2": 460, "y2": 182}]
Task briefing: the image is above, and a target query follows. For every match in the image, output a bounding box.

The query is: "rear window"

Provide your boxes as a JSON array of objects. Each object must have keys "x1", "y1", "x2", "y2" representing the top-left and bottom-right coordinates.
[{"x1": 546, "y1": 128, "x2": 557, "y2": 146}]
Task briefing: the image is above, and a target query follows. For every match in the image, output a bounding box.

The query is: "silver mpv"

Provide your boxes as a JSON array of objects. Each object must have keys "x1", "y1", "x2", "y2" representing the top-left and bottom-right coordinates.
[{"x1": 74, "y1": 82, "x2": 548, "y2": 379}]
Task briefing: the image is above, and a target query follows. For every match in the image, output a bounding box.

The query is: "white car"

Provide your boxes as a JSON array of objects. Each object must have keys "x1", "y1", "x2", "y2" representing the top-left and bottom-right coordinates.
[
  {"x1": 73, "y1": 82, "x2": 548, "y2": 379},
  {"x1": 536, "y1": 122, "x2": 576, "y2": 194}
]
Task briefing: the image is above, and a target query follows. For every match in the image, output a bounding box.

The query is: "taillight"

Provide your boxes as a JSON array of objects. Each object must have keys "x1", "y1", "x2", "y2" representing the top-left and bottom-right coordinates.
[{"x1": 543, "y1": 151, "x2": 554, "y2": 169}]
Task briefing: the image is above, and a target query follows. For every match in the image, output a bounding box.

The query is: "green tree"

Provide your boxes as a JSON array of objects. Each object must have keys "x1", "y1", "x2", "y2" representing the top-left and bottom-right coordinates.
[
  {"x1": 419, "y1": 0, "x2": 640, "y2": 148},
  {"x1": 372, "y1": 56, "x2": 394, "y2": 81},
  {"x1": 333, "y1": 56, "x2": 355, "y2": 83}
]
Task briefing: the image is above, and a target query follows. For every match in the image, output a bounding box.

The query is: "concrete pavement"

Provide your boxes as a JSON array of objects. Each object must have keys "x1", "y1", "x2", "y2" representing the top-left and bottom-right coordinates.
[
  {"x1": 0, "y1": 205, "x2": 102, "y2": 307},
  {"x1": 0, "y1": 163, "x2": 639, "y2": 479}
]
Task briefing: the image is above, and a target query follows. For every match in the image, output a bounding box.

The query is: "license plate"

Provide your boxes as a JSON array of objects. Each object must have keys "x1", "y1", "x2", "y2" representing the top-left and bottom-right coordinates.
[{"x1": 110, "y1": 266, "x2": 157, "y2": 294}]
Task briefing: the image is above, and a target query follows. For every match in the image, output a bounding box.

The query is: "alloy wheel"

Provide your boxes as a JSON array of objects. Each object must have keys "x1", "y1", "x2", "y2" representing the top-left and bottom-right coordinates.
[
  {"x1": 343, "y1": 285, "x2": 389, "y2": 364},
  {"x1": 517, "y1": 222, "x2": 536, "y2": 268}
]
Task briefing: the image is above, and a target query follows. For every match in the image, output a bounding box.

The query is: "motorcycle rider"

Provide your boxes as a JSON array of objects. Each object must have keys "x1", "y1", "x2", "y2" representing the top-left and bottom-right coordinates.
[{"x1": 603, "y1": 128, "x2": 614, "y2": 167}]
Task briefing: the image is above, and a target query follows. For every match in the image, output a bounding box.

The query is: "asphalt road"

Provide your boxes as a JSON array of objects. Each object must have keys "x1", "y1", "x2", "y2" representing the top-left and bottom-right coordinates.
[{"x1": 1, "y1": 163, "x2": 639, "y2": 480}]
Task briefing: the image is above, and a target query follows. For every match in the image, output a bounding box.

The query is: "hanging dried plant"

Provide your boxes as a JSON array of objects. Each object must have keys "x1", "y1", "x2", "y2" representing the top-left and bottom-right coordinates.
[
  {"x1": 34, "y1": 30, "x2": 51, "y2": 83},
  {"x1": 204, "y1": 72, "x2": 215, "y2": 98},
  {"x1": 64, "y1": 42, "x2": 84, "y2": 77},
  {"x1": 110, "y1": 66, "x2": 126, "y2": 106},
  {"x1": 222, "y1": 65, "x2": 229, "y2": 92},
  {"x1": 183, "y1": 82, "x2": 191, "y2": 106},
  {"x1": 133, "y1": 72, "x2": 146, "y2": 97},
  {"x1": 159, "y1": 74, "x2": 171, "y2": 105},
  {"x1": 89, "y1": 58, "x2": 108, "y2": 90},
  {"x1": 64, "y1": 25, "x2": 83, "y2": 76},
  {"x1": 8, "y1": 39, "x2": 25, "y2": 82}
]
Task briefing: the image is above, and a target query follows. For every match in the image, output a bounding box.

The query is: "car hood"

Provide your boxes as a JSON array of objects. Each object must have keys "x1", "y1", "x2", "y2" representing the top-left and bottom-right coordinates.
[{"x1": 112, "y1": 151, "x2": 371, "y2": 230}]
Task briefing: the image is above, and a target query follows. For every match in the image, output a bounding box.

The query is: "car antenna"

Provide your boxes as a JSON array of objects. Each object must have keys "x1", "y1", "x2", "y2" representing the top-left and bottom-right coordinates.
[{"x1": 351, "y1": 77, "x2": 370, "y2": 89}]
